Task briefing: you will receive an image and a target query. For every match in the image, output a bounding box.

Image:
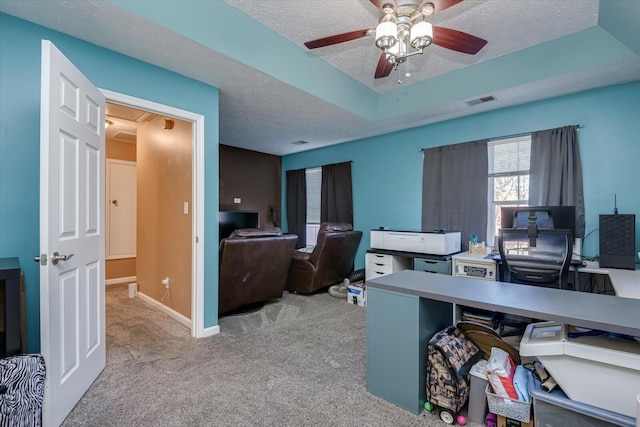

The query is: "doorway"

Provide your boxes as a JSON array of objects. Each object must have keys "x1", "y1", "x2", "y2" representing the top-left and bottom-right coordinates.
[{"x1": 101, "y1": 89, "x2": 205, "y2": 337}]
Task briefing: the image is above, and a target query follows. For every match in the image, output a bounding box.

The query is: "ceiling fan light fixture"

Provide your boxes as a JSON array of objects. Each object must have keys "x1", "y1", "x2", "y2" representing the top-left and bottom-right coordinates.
[
  {"x1": 375, "y1": 21, "x2": 397, "y2": 50},
  {"x1": 302, "y1": 1, "x2": 487, "y2": 81},
  {"x1": 410, "y1": 21, "x2": 433, "y2": 50},
  {"x1": 387, "y1": 38, "x2": 408, "y2": 64},
  {"x1": 386, "y1": 43, "x2": 398, "y2": 64},
  {"x1": 421, "y1": 2, "x2": 435, "y2": 16}
]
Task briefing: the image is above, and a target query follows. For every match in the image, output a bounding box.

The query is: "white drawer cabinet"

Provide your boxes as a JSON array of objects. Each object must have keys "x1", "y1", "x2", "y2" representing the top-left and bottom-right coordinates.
[{"x1": 365, "y1": 253, "x2": 411, "y2": 281}]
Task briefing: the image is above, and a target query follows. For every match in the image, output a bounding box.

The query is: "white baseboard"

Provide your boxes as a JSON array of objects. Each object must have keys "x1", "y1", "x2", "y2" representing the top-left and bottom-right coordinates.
[
  {"x1": 201, "y1": 325, "x2": 220, "y2": 338},
  {"x1": 106, "y1": 276, "x2": 136, "y2": 286},
  {"x1": 137, "y1": 291, "x2": 191, "y2": 330}
]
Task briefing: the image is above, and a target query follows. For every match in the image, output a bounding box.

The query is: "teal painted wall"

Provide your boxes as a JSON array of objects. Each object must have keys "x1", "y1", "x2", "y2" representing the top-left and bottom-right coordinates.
[
  {"x1": 0, "y1": 13, "x2": 221, "y2": 352},
  {"x1": 282, "y1": 82, "x2": 640, "y2": 269}
]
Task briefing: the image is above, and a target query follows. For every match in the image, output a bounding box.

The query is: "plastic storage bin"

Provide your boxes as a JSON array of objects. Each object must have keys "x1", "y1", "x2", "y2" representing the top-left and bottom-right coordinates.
[
  {"x1": 468, "y1": 360, "x2": 489, "y2": 424},
  {"x1": 530, "y1": 378, "x2": 635, "y2": 427},
  {"x1": 519, "y1": 321, "x2": 640, "y2": 418}
]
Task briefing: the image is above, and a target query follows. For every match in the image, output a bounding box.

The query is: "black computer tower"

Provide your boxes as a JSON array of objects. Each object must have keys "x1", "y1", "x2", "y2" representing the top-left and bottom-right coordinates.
[{"x1": 599, "y1": 214, "x2": 636, "y2": 270}]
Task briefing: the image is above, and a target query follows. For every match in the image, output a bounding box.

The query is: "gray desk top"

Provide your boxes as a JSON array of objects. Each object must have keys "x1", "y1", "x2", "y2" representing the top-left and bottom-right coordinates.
[
  {"x1": 577, "y1": 261, "x2": 640, "y2": 299},
  {"x1": 367, "y1": 270, "x2": 640, "y2": 337}
]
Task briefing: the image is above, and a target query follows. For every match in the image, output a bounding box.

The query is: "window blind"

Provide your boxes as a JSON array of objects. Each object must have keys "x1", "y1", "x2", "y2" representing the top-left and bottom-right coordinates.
[
  {"x1": 488, "y1": 136, "x2": 530, "y2": 176},
  {"x1": 306, "y1": 167, "x2": 321, "y2": 224}
]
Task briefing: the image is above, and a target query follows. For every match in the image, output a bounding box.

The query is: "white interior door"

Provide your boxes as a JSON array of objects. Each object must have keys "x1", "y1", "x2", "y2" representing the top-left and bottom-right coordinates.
[
  {"x1": 39, "y1": 40, "x2": 105, "y2": 427},
  {"x1": 106, "y1": 159, "x2": 137, "y2": 259}
]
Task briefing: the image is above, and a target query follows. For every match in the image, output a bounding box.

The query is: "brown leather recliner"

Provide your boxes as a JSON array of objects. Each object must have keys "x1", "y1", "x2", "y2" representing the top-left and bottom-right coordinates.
[
  {"x1": 219, "y1": 227, "x2": 297, "y2": 315},
  {"x1": 285, "y1": 222, "x2": 362, "y2": 294}
]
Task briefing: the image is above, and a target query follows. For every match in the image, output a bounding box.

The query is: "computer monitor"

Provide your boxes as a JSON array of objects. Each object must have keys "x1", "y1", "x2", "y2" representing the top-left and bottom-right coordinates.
[
  {"x1": 500, "y1": 206, "x2": 575, "y2": 238},
  {"x1": 500, "y1": 205, "x2": 576, "y2": 250}
]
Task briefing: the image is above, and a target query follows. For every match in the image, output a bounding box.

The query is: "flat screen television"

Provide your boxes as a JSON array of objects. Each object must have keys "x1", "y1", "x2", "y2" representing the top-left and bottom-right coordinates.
[
  {"x1": 219, "y1": 210, "x2": 259, "y2": 241},
  {"x1": 500, "y1": 205, "x2": 576, "y2": 239}
]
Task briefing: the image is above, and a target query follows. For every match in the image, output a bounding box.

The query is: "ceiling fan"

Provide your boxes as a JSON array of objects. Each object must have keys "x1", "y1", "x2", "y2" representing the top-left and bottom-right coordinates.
[{"x1": 304, "y1": 0, "x2": 487, "y2": 79}]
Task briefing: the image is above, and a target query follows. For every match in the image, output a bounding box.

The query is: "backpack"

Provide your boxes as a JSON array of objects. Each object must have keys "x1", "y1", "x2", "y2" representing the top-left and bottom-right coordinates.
[{"x1": 426, "y1": 325, "x2": 483, "y2": 413}]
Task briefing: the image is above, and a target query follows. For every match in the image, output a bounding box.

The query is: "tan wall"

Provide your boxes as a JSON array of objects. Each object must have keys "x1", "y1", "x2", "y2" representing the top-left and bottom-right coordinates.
[
  {"x1": 106, "y1": 258, "x2": 136, "y2": 280},
  {"x1": 137, "y1": 117, "x2": 192, "y2": 319},
  {"x1": 106, "y1": 139, "x2": 136, "y2": 162},
  {"x1": 106, "y1": 139, "x2": 137, "y2": 279}
]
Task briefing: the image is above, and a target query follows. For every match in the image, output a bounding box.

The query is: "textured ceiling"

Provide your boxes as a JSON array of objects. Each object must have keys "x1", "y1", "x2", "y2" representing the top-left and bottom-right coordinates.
[
  {"x1": 1, "y1": 0, "x2": 639, "y2": 155},
  {"x1": 226, "y1": 0, "x2": 599, "y2": 93}
]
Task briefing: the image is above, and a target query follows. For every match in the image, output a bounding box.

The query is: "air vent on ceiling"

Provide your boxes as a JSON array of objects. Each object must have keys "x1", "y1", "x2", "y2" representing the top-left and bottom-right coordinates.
[
  {"x1": 466, "y1": 95, "x2": 496, "y2": 106},
  {"x1": 114, "y1": 131, "x2": 137, "y2": 142},
  {"x1": 291, "y1": 140, "x2": 309, "y2": 145}
]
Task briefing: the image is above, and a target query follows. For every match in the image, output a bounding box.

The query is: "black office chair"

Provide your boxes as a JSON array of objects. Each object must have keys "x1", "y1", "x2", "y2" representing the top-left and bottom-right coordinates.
[
  {"x1": 497, "y1": 228, "x2": 573, "y2": 336},
  {"x1": 499, "y1": 228, "x2": 573, "y2": 290}
]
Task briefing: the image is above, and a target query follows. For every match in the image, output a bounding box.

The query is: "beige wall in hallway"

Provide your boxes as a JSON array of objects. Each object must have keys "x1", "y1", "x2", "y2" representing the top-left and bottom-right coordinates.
[
  {"x1": 136, "y1": 117, "x2": 192, "y2": 319},
  {"x1": 106, "y1": 139, "x2": 137, "y2": 280},
  {"x1": 106, "y1": 258, "x2": 136, "y2": 280},
  {"x1": 107, "y1": 139, "x2": 136, "y2": 162}
]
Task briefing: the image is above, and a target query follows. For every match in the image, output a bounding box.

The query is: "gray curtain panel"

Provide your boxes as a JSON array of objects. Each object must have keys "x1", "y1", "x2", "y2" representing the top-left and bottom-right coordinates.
[
  {"x1": 321, "y1": 162, "x2": 353, "y2": 224},
  {"x1": 529, "y1": 125, "x2": 585, "y2": 238},
  {"x1": 286, "y1": 169, "x2": 307, "y2": 248},
  {"x1": 422, "y1": 140, "x2": 489, "y2": 251}
]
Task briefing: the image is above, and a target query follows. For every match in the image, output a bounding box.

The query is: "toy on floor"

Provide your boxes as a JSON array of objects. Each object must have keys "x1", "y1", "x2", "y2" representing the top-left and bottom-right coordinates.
[
  {"x1": 424, "y1": 402, "x2": 468, "y2": 425},
  {"x1": 485, "y1": 412, "x2": 497, "y2": 427}
]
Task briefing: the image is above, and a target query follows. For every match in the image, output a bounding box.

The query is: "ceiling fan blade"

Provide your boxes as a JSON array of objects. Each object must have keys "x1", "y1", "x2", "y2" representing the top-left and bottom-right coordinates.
[
  {"x1": 370, "y1": 0, "x2": 397, "y2": 11},
  {"x1": 374, "y1": 53, "x2": 394, "y2": 79},
  {"x1": 304, "y1": 29, "x2": 373, "y2": 49},
  {"x1": 419, "y1": 0, "x2": 463, "y2": 15},
  {"x1": 432, "y1": 26, "x2": 487, "y2": 54}
]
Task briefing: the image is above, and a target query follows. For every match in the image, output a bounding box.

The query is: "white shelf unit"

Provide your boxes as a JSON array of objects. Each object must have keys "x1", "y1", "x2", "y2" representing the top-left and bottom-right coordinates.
[{"x1": 451, "y1": 252, "x2": 498, "y2": 324}]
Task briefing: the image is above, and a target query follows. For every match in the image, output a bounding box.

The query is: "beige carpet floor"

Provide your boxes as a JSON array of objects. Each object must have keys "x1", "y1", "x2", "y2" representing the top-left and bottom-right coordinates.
[{"x1": 61, "y1": 284, "x2": 485, "y2": 427}]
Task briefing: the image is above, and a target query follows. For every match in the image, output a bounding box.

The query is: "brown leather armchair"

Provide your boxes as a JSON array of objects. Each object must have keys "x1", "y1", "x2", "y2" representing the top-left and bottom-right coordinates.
[
  {"x1": 219, "y1": 227, "x2": 297, "y2": 315},
  {"x1": 285, "y1": 222, "x2": 362, "y2": 294}
]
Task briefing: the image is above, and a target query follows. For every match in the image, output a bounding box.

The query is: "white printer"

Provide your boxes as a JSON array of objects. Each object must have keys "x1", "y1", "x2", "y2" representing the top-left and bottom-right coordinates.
[{"x1": 370, "y1": 229, "x2": 461, "y2": 255}]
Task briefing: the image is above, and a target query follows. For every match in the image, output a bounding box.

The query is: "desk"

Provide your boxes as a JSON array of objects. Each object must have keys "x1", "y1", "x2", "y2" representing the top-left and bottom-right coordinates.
[
  {"x1": 488, "y1": 253, "x2": 639, "y2": 297},
  {"x1": 0, "y1": 257, "x2": 21, "y2": 357},
  {"x1": 365, "y1": 270, "x2": 640, "y2": 414},
  {"x1": 575, "y1": 261, "x2": 640, "y2": 299}
]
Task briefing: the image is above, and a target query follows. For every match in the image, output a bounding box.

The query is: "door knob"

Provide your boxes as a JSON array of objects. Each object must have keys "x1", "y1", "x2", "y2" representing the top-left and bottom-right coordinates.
[
  {"x1": 51, "y1": 251, "x2": 74, "y2": 265},
  {"x1": 112, "y1": 199, "x2": 118, "y2": 206}
]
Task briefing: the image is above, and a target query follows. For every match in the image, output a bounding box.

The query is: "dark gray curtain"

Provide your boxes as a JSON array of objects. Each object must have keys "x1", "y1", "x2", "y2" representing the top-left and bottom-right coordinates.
[
  {"x1": 529, "y1": 125, "x2": 585, "y2": 238},
  {"x1": 321, "y1": 162, "x2": 353, "y2": 224},
  {"x1": 422, "y1": 140, "x2": 489, "y2": 251},
  {"x1": 286, "y1": 169, "x2": 307, "y2": 248}
]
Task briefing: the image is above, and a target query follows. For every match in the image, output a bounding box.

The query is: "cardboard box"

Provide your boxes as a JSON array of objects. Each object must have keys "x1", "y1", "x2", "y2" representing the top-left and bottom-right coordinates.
[
  {"x1": 347, "y1": 282, "x2": 365, "y2": 307},
  {"x1": 469, "y1": 241, "x2": 488, "y2": 254},
  {"x1": 497, "y1": 415, "x2": 533, "y2": 427}
]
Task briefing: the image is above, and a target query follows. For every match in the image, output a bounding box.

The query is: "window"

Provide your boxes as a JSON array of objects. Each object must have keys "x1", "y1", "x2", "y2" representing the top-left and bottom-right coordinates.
[
  {"x1": 487, "y1": 136, "x2": 531, "y2": 247},
  {"x1": 305, "y1": 167, "x2": 321, "y2": 247}
]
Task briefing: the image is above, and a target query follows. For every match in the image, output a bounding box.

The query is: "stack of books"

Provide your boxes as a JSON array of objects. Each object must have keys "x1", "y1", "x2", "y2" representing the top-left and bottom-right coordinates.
[{"x1": 461, "y1": 309, "x2": 498, "y2": 328}]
